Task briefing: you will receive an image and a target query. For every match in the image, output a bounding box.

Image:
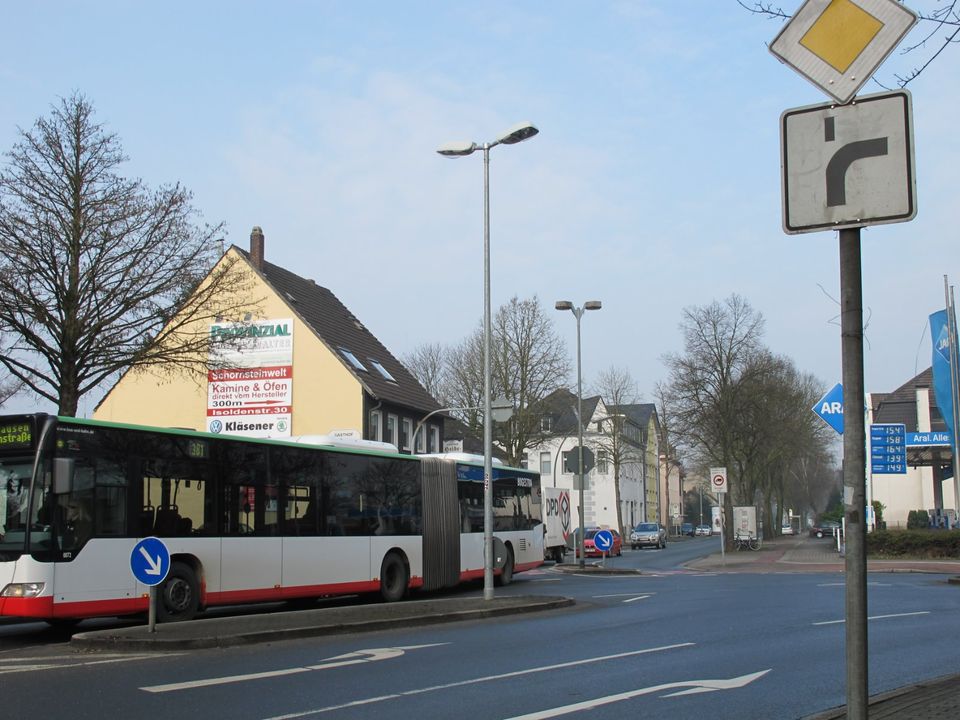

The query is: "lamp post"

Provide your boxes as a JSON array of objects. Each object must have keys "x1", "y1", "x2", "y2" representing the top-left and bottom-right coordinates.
[
  {"x1": 438, "y1": 122, "x2": 538, "y2": 600},
  {"x1": 555, "y1": 299, "x2": 601, "y2": 568}
]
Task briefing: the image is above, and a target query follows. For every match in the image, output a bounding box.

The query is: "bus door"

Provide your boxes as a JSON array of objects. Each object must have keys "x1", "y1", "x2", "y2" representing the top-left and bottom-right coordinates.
[{"x1": 219, "y1": 442, "x2": 281, "y2": 600}]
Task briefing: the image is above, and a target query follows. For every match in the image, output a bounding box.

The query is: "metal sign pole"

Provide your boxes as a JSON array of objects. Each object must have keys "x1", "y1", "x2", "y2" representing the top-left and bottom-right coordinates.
[
  {"x1": 148, "y1": 585, "x2": 157, "y2": 634},
  {"x1": 840, "y1": 227, "x2": 868, "y2": 719}
]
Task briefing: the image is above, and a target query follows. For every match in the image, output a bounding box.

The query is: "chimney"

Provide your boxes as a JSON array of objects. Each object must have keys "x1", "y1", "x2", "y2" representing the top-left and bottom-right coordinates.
[{"x1": 250, "y1": 226, "x2": 265, "y2": 270}]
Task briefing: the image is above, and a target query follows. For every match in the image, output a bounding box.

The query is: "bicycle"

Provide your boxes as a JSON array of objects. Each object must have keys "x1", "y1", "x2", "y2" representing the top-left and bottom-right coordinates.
[{"x1": 734, "y1": 530, "x2": 762, "y2": 551}]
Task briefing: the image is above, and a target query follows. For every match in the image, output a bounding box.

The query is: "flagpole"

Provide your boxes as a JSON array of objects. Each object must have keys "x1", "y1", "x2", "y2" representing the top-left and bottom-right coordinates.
[{"x1": 945, "y1": 276, "x2": 960, "y2": 527}]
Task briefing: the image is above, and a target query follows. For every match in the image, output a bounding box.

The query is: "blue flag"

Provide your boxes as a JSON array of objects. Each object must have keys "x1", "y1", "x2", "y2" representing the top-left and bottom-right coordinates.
[{"x1": 930, "y1": 309, "x2": 954, "y2": 437}]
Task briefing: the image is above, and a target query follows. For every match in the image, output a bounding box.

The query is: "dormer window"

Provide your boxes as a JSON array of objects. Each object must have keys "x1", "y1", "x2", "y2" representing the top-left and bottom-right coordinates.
[
  {"x1": 369, "y1": 359, "x2": 396, "y2": 382},
  {"x1": 339, "y1": 348, "x2": 367, "y2": 372},
  {"x1": 541, "y1": 417, "x2": 552, "y2": 433}
]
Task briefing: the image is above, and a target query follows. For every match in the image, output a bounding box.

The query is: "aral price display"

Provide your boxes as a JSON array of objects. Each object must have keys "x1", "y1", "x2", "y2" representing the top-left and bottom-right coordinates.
[{"x1": 870, "y1": 423, "x2": 907, "y2": 474}]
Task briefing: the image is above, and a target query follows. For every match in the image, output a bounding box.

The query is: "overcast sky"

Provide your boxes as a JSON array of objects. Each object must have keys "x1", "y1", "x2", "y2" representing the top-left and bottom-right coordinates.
[{"x1": 2, "y1": 1, "x2": 956, "y2": 417}]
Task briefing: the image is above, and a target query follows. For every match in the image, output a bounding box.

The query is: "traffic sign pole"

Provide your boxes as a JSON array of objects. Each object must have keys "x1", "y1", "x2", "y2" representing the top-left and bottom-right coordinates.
[{"x1": 840, "y1": 228, "x2": 868, "y2": 719}]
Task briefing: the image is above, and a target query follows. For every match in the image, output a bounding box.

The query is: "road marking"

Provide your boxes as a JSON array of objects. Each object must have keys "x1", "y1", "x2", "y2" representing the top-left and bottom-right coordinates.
[
  {"x1": 813, "y1": 610, "x2": 930, "y2": 626},
  {"x1": 0, "y1": 653, "x2": 178, "y2": 675},
  {"x1": 593, "y1": 593, "x2": 656, "y2": 598},
  {"x1": 140, "y1": 644, "x2": 447, "y2": 693},
  {"x1": 502, "y1": 669, "x2": 771, "y2": 719},
  {"x1": 623, "y1": 595, "x2": 652, "y2": 603},
  {"x1": 241, "y1": 643, "x2": 695, "y2": 718},
  {"x1": 817, "y1": 582, "x2": 890, "y2": 587}
]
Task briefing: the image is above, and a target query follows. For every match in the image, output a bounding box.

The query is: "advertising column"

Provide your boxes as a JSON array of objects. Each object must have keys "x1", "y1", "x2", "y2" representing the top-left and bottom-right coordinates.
[{"x1": 206, "y1": 318, "x2": 294, "y2": 439}]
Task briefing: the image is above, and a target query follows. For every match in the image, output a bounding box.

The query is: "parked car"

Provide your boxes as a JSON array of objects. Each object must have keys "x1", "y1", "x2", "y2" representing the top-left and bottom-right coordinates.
[
  {"x1": 578, "y1": 528, "x2": 623, "y2": 557},
  {"x1": 810, "y1": 520, "x2": 841, "y2": 539},
  {"x1": 781, "y1": 524, "x2": 795, "y2": 535},
  {"x1": 680, "y1": 522, "x2": 695, "y2": 537},
  {"x1": 630, "y1": 522, "x2": 666, "y2": 549},
  {"x1": 695, "y1": 524, "x2": 712, "y2": 536}
]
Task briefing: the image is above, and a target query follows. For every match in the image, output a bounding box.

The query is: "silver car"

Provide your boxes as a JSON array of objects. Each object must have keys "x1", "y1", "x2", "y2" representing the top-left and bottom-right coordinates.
[{"x1": 630, "y1": 522, "x2": 666, "y2": 550}]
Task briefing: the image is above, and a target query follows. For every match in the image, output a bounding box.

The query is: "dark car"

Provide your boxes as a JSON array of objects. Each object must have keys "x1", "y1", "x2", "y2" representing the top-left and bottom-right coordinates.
[
  {"x1": 630, "y1": 522, "x2": 666, "y2": 549},
  {"x1": 810, "y1": 520, "x2": 841, "y2": 539},
  {"x1": 681, "y1": 522, "x2": 695, "y2": 537},
  {"x1": 577, "y1": 528, "x2": 623, "y2": 557}
]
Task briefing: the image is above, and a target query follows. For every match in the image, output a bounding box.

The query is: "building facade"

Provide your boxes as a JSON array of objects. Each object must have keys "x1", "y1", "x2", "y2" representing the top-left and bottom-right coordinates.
[{"x1": 95, "y1": 228, "x2": 443, "y2": 449}]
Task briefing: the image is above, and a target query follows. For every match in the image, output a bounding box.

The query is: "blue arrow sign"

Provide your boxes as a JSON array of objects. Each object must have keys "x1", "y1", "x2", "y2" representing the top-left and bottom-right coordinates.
[
  {"x1": 812, "y1": 382, "x2": 844, "y2": 435},
  {"x1": 594, "y1": 529, "x2": 614, "y2": 553},
  {"x1": 130, "y1": 536, "x2": 170, "y2": 586}
]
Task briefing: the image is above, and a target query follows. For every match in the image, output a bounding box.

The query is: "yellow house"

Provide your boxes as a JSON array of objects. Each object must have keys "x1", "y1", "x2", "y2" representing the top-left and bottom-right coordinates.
[{"x1": 94, "y1": 227, "x2": 443, "y2": 451}]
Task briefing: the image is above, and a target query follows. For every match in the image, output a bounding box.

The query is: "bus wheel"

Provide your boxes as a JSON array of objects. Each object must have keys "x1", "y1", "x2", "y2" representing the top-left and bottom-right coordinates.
[
  {"x1": 379, "y1": 552, "x2": 408, "y2": 603},
  {"x1": 158, "y1": 562, "x2": 200, "y2": 622},
  {"x1": 496, "y1": 548, "x2": 514, "y2": 586}
]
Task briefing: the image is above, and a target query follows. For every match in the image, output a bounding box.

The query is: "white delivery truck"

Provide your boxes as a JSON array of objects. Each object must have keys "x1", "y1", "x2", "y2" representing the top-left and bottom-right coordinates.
[{"x1": 543, "y1": 487, "x2": 572, "y2": 562}]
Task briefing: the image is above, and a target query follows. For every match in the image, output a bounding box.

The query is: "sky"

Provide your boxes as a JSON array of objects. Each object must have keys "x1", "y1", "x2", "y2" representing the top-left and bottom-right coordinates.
[{"x1": 1, "y1": 1, "x2": 957, "y2": 417}]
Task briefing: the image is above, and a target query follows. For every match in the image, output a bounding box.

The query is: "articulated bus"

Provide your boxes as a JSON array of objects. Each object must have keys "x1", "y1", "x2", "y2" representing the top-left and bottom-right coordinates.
[{"x1": 0, "y1": 414, "x2": 543, "y2": 623}]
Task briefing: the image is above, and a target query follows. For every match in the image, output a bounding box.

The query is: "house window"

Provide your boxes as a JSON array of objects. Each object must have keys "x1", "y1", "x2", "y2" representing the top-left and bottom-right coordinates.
[
  {"x1": 540, "y1": 452, "x2": 551, "y2": 476},
  {"x1": 386, "y1": 414, "x2": 398, "y2": 447},
  {"x1": 541, "y1": 417, "x2": 552, "y2": 433},
  {"x1": 401, "y1": 418, "x2": 413, "y2": 452},
  {"x1": 597, "y1": 450, "x2": 608, "y2": 474},
  {"x1": 339, "y1": 347, "x2": 367, "y2": 372},
  {"x1": 429, "y1": 425, "x2": 440, "y2": 453},
  {"x1": 368, "y1": 410, "x2": 382, "y2": 442},
  {"x1": 520, "y1": 453, "x2": 529, "y2": 469},
  {"x1": 369, "y1": 359, "x2": 396, "y2": 382},
  {"x1": 415, "y1": 422, "x2": 428, "y2": 453}
]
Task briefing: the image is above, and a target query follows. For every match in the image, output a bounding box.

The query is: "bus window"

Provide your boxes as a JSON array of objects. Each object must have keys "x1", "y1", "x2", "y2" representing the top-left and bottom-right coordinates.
[
  {"x1": 222, "y1": 442, "x2": 276, "y2": 536},
  {"x1": 271, "y1": 446, "x2": 323, "y2": 536}
]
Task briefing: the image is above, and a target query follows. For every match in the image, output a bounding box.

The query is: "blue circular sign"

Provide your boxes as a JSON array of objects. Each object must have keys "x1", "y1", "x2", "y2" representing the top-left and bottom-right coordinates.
[
  {"x1": 594, "y1": 529, "x2": 614, "y2": 552},
  {"x1": 130, "y1": 536, "x2": 171, "y2": 586}
]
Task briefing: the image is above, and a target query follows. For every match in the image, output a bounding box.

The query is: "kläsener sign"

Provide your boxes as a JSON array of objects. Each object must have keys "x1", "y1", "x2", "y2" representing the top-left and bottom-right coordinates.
[{"x1": 207, "y1": 318, "x2": 293, "y2": 438}]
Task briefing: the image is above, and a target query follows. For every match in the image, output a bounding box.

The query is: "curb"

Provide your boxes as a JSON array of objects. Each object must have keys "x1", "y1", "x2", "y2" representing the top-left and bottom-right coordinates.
[
  {"x1": 554, "y1": 564, "x2": 642, "y2": 576},
  {"x1": 69, "y1": 596, "x2": 576, "y2": 652}
]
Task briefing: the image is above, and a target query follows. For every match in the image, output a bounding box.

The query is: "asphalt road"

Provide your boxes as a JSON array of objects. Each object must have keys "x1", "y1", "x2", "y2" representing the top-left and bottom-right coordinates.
[{"x1": 2, "y1": 538, "x2": 958, "y2": 719}]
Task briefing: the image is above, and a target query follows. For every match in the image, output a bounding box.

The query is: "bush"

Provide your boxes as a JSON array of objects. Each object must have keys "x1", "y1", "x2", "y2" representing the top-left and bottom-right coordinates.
[
  {"x1": 867, "y1": 529, "x2": 960, "y2": 558},
  {"x1": 906, "y1": 510, "x2": 931, "y2": 529}
]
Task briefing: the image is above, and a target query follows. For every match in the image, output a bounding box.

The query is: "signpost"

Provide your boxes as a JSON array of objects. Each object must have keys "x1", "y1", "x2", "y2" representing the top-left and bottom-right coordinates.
[
  {"x1": 593, "y1": 529, "x2": 614, "y2": 566},
  {"x1": 781, "y1": 90, "x2": 916, "y2": 234},
  {"x1": 769, "y1": 6, "x2": 920, "y2": 714},
  {"x1": 813, "y1": 382, "x2": 844, "y2": 434},
  {"x1": 709, "y1": 467, "x2": 727, "y2": 564},
  {"x1": 130, "y1": 536, "x2": 170, "y2": 633}
]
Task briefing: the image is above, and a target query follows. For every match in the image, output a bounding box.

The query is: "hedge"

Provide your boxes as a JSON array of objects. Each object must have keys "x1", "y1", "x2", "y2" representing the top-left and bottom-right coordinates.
[{"x1": 866, "y1": 529, "x2": 960, "y2": 559}]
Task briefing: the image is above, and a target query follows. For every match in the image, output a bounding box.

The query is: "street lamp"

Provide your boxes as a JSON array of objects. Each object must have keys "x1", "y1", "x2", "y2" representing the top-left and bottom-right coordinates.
[
  {"x1": 438, "y1": 121, "x2": 538, "y2": 600},
  {"x1": 555, "y1": 299, "x2": 601, "y2": 568}
]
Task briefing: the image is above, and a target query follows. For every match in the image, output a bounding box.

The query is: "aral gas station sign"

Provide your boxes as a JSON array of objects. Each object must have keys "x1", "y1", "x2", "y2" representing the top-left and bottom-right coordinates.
[{"x1": 207, "y1": 319, "x2": 294, "y2": 438}]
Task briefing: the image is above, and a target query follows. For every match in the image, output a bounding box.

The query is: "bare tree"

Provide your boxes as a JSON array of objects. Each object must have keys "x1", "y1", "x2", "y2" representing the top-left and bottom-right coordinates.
[
  {"x1": 0, "y1": 376, "x2": 22, "y2": 409},
  {"x1": 737, "y1": 0, "x2": 958, "y2": 87},
  {"x1": 0, "y1": 94, "x2": 256, "y2": 416},
  {"x1": 654, "y1": 380, "x2": 685, "y2": 530},
  {"x1": 404, "y1": 296, "x2": 570, "y2": 464},
  {"x1": 491, "y1": 296, "x2": 571, "y2": 466},
  {"x1": 593, "y1": 366, "x2": 643, "y2": 534},
  {"x1": 401, "y1": 342, "x2": 449, "y2": 404}
]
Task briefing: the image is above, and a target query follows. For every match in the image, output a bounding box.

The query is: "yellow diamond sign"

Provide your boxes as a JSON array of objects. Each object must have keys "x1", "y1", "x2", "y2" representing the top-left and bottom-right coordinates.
[{"x1": 770, "y1": 0, "x2": 917, "y2": 104}]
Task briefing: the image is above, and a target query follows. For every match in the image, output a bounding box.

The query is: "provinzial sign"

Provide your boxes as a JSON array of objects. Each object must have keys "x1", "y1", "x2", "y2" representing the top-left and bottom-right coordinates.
[{"x1": 207, "y1": 318, "x2": 294, "y2": 438}]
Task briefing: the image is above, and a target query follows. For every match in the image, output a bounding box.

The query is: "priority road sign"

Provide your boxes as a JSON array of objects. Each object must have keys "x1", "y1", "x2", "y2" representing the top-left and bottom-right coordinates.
[
  {"x1": 769, "y1": 0, "x2": 917, "y2": 105},
  {"x1": 130, "y1": 536, "x2": 170, "y2": 586},
  {"x1": 781, "y1": 89, "x2": 916, "y2": 234}
]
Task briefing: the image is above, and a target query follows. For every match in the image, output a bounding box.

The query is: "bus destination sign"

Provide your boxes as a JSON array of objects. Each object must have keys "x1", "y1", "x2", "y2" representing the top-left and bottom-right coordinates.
[{"x1": 0, "y1": 421, "x2": 32, "y2": 451}]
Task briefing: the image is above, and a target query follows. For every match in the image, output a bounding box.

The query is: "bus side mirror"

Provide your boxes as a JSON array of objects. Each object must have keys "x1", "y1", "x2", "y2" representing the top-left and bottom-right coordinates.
[{"x1": 52, "y1": 457, "x2": 75, "y2": 494}]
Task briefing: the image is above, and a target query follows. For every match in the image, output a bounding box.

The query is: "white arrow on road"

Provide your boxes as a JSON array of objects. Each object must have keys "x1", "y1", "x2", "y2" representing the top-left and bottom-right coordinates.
[
  {"x1": 140, "y1": 643, "x2": 448, "y2": 693},
  {"x1": 138, "y1": 545, "x2": 163, "y2": 576},
  {"x1": 503, "y1": 669, "x2": 771, "y2": 720}
]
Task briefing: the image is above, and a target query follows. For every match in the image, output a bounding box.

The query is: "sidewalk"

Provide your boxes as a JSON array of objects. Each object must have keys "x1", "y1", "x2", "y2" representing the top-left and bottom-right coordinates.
[{"x1": 684, "y1": 534, "x2": 960, "y2": 576}]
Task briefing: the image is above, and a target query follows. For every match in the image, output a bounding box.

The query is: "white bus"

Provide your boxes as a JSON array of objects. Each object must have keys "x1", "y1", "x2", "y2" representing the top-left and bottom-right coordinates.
[{"x1": 0, "y1": 414, "x2": 544, "y2": 623}]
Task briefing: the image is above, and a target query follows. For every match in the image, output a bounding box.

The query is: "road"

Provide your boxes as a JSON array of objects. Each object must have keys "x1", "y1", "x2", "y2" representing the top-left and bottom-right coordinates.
[{"x1": 2, "y1": 537, "x2": 959, "y2": 719}]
